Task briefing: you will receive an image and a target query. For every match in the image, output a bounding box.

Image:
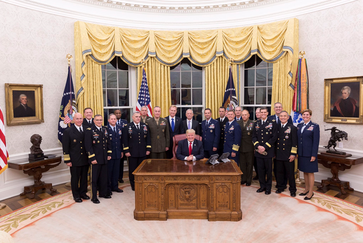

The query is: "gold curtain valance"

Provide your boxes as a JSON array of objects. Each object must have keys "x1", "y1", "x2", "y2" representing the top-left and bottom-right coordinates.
[{"x1": 75, "y1": 18, "x2": 298, "y2": 117}]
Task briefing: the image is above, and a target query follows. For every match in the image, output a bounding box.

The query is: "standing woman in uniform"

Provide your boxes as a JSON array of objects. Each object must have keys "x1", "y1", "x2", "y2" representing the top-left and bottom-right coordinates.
[{"x1": 297, "y1": 109, "x2": 320, "y2": 200}]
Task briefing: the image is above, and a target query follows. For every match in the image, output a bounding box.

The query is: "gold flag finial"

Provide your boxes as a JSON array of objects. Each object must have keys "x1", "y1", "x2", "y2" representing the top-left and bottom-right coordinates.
[
  {"x1": 229, "y1": 57, "x2": 234, "y2": 66},
  {"x1": 299, "y1": 51, "x2": 305, "y2": 59},
  {"x1": 66, "y1": 54, "x2": 72, "y2": 66},
  {"x1": 141, "y1": 58, "x2": 146, "y2": 68}
]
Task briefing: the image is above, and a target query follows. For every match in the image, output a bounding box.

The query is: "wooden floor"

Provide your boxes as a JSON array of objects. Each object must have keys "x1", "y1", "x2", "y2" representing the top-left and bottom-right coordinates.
[{"x1": 1, "y1": 176, "x2": 363, "y2": 217}]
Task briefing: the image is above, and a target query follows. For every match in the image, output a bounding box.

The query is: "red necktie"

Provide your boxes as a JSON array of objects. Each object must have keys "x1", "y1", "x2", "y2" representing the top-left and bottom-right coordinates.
[{"x1": 189, "y1": 142, "x2": 192, "y2": 155}]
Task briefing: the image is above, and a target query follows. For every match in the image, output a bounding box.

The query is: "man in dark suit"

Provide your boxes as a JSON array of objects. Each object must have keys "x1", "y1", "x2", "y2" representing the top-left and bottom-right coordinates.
[
  {"x1": 114, "y1": 109, "x2": 128, "y2": 183},
  {"x1": 176, "y1": 129, "x2": 204, "y2": 161},
  {"x1": 13, "y1": 94, "x2": 35, "y2": 117},
  {"x1": 85, "y1": 114, "x2": 112, "y2": 204},
  {"x1": 146, "y1": 106, "x2": 170, "y2": 159},
  {"x1": 165, "y1": 105, "x2": 182, "y2": 159},
  {"x1": 107, "y1": 113, "x2": 124, "y2": 194},
  {"x1": 123, "y1": 112, "x2": 151, "y2": 191},
  {"x1": 223, "y1": 110, "x2": 242, "y2": 165},
  {"x1": 275, "y1": 111, "x2": 297, "y2": 197},
  {"x1": 237, "y1": 109, "x2": 254, "y2": 186},
  {"x1": 217, "y1": 107, "x2": 228, "y2": 156},
  {"x1": 253, "y1": 107, "x2": 278, "y2": 195},
  {"x1": 62, "y1": 113, "x2": 89, "y2": 203},
  {"x1": 201, "y1": 108, "x2": 220, "y2": 158},
  {"x1": 82, "y1": 107, "x2": 94, "y2": 128},
  {"x1": 253, "y1": 107, "x2": 261, "y2": 180},
  {"x1": 268, "y1": 102, "x2": 293, "y2": 125},
  {"x1": 181, "y1": 109, "x2": 201, "y2": 135}
]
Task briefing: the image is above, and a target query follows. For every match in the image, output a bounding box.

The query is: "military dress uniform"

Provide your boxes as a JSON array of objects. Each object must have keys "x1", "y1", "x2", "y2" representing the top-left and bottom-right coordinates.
[
  {"x1": 275, "y1": 123, "x2": 297, "y2": 195},
  {"x1": 237, "y1": 119, "x2": 255, "y2": 185},
  {"x1": 85, "y1": 125, "x2": 112, "y2": 202},
  {"x1": 146, "y1": 117, "x2": 170, "y2": 159},
  {"x1": 83, "y1": 118, "x2": 94, "y2": 128},
  {"x1": 252, "y1": 119, "x2": 278, "y2": 194},
  {"x1": 223, "y1": 120, "x2": 241, "y2": 165},
  {"x1": 107, "y1": 124, "x2": 123, "y2": 193},
  {"x1": 123, "y1": 122, "x2": 151, "y2": 190},
  {"x1": 218, "y1": 117, "x2": 228, "y2": 156},
  {"x1": 116, "y1": 119, "x2": 128, "y2": 183},
  {"x1": 201, "y1": 118, "x2": 220, "y2": 158},
  {"x1": 62, "y1": 125, "x2": 89, "y2": 201},
  {"x1": 297, "y1": 121, "x2": 320, "y2": 173}
]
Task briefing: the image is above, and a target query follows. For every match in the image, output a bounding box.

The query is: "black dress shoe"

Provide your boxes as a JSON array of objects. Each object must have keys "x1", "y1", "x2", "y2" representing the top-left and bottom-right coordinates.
[
  {"x1": 110, "y1": 191, "x2": 113, "y2": 195},
  {"x1": 81, "y1": 195, "x2": 90, "y2": 200},
  {"x1": 74, "y1": 198, "x2": 82, "y2": 203},
  {"x1": 253, "y1": 176, "x2": 258, "y2": 180},
  {"x1": 304, "y1": 193, "x2": 314, "y2": 200},
  {"x1": 91, "y1": 199, "x2": 100, "y2": 204},
  {"x1": 290, "y1": 192, "x2": 296, "y2": 197},
  {"x1": 299, "y1": 191, "x2": 309, "y2": 196},
  {"x1": 265, "y1": 190, "x2": 271, "y2": 195},
  {"x1": 118, "y1": 179, "x2": 124, "y2": 183},
  {"x1": 275, "y1": 189, "x2": 283, "y2": 194},
  {"x1": 112, "y1": 188, "x2": 123, "y2": 193},
  {"x1": 102, "y1": 195, "x2": 112, "y2": 199},
  {"x1": 246, "y1": 183, "x2": 251, "y2": 186},
  {"x1": 241, "y1": 181, "x2": 246, "y2": 185},
  {"x1": 132, "y1": 187, "x2": 135, "y2": 191},
  {"x1": 256, "y1": 188, "x2": 266, "y2": 193}
]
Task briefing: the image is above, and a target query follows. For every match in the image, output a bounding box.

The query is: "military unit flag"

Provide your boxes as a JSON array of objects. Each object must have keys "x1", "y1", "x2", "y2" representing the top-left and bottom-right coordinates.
[
  {"x1": 136, "y1": 68, "x2": 153, "y2": 117},
  {"x1": 0, "y1": 106, "x2": 9, "y2": 175},
  {"x1": 222, "y1": 67, "x2": 238, "y2": 110}
]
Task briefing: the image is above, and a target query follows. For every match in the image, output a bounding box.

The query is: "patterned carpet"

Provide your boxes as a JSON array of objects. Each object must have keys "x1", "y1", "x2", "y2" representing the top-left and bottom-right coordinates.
[{"x1": 1, "y1": 184, "x2": 363, "y2": 243}]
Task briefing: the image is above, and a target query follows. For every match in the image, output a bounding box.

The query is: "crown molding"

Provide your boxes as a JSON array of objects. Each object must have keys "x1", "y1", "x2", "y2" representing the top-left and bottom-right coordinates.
[{"x1": 1, "y1": 0, "x2": 357, "y2": 30}]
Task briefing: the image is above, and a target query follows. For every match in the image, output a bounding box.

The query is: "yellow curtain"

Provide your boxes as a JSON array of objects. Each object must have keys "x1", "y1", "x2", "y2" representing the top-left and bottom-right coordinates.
[
  {"x1": 74, "y1": 19, "x2": 299, "y2": 116},
  {"x1": 137, "y1": 57, "x2": 171, "y2": 118}
]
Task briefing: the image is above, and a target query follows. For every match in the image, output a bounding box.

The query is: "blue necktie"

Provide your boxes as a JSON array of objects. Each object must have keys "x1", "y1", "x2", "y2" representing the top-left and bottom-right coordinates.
[{"x1": 171, "y1": 118, "x2": 175, "y2": 132}]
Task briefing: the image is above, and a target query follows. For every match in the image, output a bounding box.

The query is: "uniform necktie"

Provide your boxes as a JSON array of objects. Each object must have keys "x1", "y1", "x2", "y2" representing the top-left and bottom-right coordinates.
[
  {"x1": 207, "y1": 120, "x2": 209, "y2": 126},
  {"x1": 171, "y1": 118, "x2": 175, "y2": 132},
  {"x1": 113, "y1": 127, "x2": 116, "y2": 133},
  {"x1": 80, "y1": 127, "x2": 83, "y2": 133},
  {"x1": 137, "y1": 124, "x2": 139, "y2": 129},
  {"x1": 189, "y1": 142, "x2": 192, "y2": 155},
  {"x1": 301, "y1": 124, "x2": 307, "y2": 133},
  {"x1": 188, "y1": 120, "x2": 191, "y2": 129}
]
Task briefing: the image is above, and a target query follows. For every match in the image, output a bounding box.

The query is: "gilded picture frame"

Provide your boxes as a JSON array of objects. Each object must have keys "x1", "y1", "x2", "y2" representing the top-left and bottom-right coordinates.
[
  {"x1": 324, "y1": 76, "x2": 363, "y2": 124},
  {"x1": 5, "y1": 83, "x2": 44, "y2": 126}
]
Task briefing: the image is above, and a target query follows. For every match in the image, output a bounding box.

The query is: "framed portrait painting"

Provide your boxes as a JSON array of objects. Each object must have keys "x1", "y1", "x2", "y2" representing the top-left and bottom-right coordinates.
[
  {"x1": 324, "y1": 76, "x2": 363, "y2": 124},
  {"x1": 5, "y1": 83, "x2": 44, "y2": 126}
]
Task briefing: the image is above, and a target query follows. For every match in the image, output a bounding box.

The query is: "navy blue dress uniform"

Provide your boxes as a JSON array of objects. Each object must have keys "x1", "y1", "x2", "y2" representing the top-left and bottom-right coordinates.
[
  {"x1": 201, "y1": 118, "x2": 220, "y2": 158},
  {"x1": 165, "y1": 116, "x2": 182, "y2": 159},
  {"x1": 176, "y1": 139, "x2": 204, "y2": 161},
  {"x1": 85, "y1": 125, "x2": 112, "y2": 202},
  {"x1": 297, "y1": 121, "x2": 320, "y2": 173},
  {"x1": 275, "y1": 123, "x2": 297, "y2": 194},
  {"x1": 123, "y1": 122, "x2": 151, "y2": 190},
  {"x1": 83, "y1": 118, "x2": 94, "y2": 128},
  {"x1": 62, "y1": 125, "x2": 89, "y2": 201},
  {"x1": 217, "y1": 117, "x2": 228, "y2": 156},
  {"x1": 252, "y1": 119, "x2": 278, "y2": 193},
  {"x1": 116, "y1": 119, "x2": 128, "y2": 183},
  {"x1": 107, "y1": 124, "x2": 123, "y2": 193},
  {"x1": 223, "y1": 120, "x2": 242, "y2": 165},
  {"x1": 268, "y1": 114, "x2": 293, "y2": 125}
]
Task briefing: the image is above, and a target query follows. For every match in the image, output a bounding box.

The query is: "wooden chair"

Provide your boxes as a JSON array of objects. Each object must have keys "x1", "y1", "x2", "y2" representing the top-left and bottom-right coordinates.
[{"x1": 172, "y1": 134, "x2": 202, "y2": 159}]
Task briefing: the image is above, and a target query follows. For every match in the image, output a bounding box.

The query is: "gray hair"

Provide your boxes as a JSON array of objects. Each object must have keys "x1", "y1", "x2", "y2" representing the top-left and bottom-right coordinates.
[
  {"x1": 341, "y1": 86, "x2": 351, "y2": 95},
  {"x1": 18, "y1": 94, "x2": 27, "y2": 102}
]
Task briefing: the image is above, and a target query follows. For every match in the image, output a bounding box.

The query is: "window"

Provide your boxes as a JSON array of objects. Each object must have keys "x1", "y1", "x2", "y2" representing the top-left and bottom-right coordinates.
[
  {"x1": 240, "y1": 55, "x2": 273, "y2": 119},
  {"x1": 102, "y1": 57, "x2": 133, "y2": 122},
  {"x1": 170, "y1": 59, "x2": 204, "y2": 122}
]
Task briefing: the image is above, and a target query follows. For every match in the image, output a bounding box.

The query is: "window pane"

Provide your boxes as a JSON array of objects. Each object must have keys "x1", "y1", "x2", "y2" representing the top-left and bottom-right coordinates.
[
  {"x1": 192, "y1": 72, "x2": 202, "y2": 88},
  {"x1": 117, "y1": 59, "x2": 128, "y2": 70},
  {"x1": 181, "y1": 62, "x2": 191, "y2": 71},
  {"x1": 102, "y1": 70, "x2": 106, "y2": 88},
  {"x1": 170, "y1": 64, "x2": 181, "y2": 71},
  {"x1": 103, "y1": 89, "x2": 107, "y2": 106},
  {"x1": 192, "y1": 89, "x2": 202, "y2": 105},
  {"x1": 268, "y1": 68, "x2": 273, "y2": 86},
  {"x1": 171, "y1": 89, "x2": 180, "y2": 105},
  {"x1": 268, "y1": 87, "x2": 272, "y2": 104},
  {"x1": 244, "y1": 56, "x2": 255, "y2": 69},
  {"x1": 119, "y1": 90, "x2": 129, "y2": 106},
  {"x1": 244, "y1": 70, "x2": 255, "y2": 86},
  {"x1": 256, "y1": 69, "x2": 266, "y2": 86},
  {"x1": 170, "y1": 72, "x2": 180, "y2": 88},
  {"x1": 244, "y1": 88, "x2": 254, "y2": 104},
  {"x1": 181, "y1": 89, "x2": 191, "y2": 105},
  {"x1": 256, "y1": 56, "x2": 267, "y2": 68},
  {"x1": 106, "y1": 59, "x2": 117, "y2": 70},
  {"x1": 103, "y1": 109, "x2": 110, "y2": 124},
  {"x1": 181, "y1": 72, "x2": 191, "y2": 88},
  {"x1": 256, "y1": 88, "x2": 266, "y2": 104},
  {"x1": 107, "y1": 71, "x2": 117, "y2": 88},
  {"x1": 118, "y1": 71, "x2": 128, "y2": 88},
  {"x1": 107, "y1": 89, "x2": 117, "y2": 106}
]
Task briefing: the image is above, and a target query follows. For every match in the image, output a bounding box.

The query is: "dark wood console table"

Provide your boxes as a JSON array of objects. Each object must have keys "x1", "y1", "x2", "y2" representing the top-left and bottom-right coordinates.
[
  {"x1": 8, "y1": 157, "x2": 62, "y2": 198},
  {"x1": 133, "y1": 159, "x2": 242, "y2": 221},
  {"x1": 317, "y1": 152, "x2": 363, "y2": 194}
]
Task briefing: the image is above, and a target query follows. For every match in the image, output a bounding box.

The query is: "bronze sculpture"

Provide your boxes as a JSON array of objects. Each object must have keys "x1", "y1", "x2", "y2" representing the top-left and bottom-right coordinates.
[
  {"x1": 324, "y1": 127, "x2": 348, "y2": 154},
  {"x1": 29, "y1": 134, "x2": 44, "y2": 161}
]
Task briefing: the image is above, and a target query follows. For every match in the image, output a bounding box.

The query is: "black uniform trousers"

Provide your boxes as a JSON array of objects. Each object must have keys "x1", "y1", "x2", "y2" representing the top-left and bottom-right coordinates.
[
  {"x1": 119, "y1": 158, "x2": 124, "y2": 181},
  {"x1": 70, "y1": 165, "x2": 89, "y2": 200},
  {"x1": 108, "y1": 159, "x2": 120, "y2": 192},
  {"x1": 204, "y1": 149, "x2": 217, "y2": 159},
  {"x1": 91, "y1": 164, "x2": 108, "y2": 200},
  {"x1": 239, "y1": 151, "x2": 254, "y2": 184},
  {"x1": 150, "y1": 152, "x2": 166, "y2": 159},
  {"x1": 129, "y1": 156, "x2": 146, "y2": 190},
  {"x1": 275, "y1": 159, "x2": 296, "y2": 192},
  {"x1": 256, "y1": 157, "x2": 273, "y2": 191}
]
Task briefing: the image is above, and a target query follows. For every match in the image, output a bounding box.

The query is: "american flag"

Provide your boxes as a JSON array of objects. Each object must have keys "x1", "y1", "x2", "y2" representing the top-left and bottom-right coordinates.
[
  {"x1": 0, "y1": 106, "x2": 9, "y2": 174},
  {"x1": 136, "y1": 68, "x2": 153, "y2": 117}
]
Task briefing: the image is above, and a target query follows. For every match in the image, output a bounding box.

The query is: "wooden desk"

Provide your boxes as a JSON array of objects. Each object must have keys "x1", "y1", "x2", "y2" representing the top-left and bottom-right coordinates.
[
  {"x1": 133, "y1": 159, "x2": 242, "y2": 221},
  {"x1": 8, "y1": 157, "x2": 62, "y2": 198},
  {"x1": 317, "y1": 152, "x2": 363, "y2": 194}
]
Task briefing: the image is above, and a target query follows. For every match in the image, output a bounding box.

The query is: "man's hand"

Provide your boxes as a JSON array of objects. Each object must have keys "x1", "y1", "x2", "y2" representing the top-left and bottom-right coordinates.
[
  {"x1": 165, "y1": 147, "x2": 169, "y2": 151},
  {"x1": 121, "y1": 152, "x2": 123, "y2": 158},
  {"x1": 66, "y1": 162, "x2": 72, "y2": 167},
  {"x1": 146, "y1": 151, "x2": 150, "y2": 156},
  {"x1": 212, "y1": 147, "x2": 217, "y2": 151},
  {"x1": 310, "y1": 156, "x2": 316, "y2": 162},
  {"x1": 289, "y1": 155, "x2": 296, "y2": 162},
  {"x1": 91, "y1": 160, "x2": 97, "y2": 164},
  {"x1": 125, "y1": 152, "x2": 131, "y2": 157},
  {"x1": 231, "y1": 152, "x2": 236, "y2": 157},
  {"x1": 107, "y1": 156, "x2": 111, "y2": 160},
  {"x1": 186, "y1": 155, "x2": 194, "y2": 161},
  {"x1": 258, "y1": 146, "x2": 265, "y2": 154}
]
